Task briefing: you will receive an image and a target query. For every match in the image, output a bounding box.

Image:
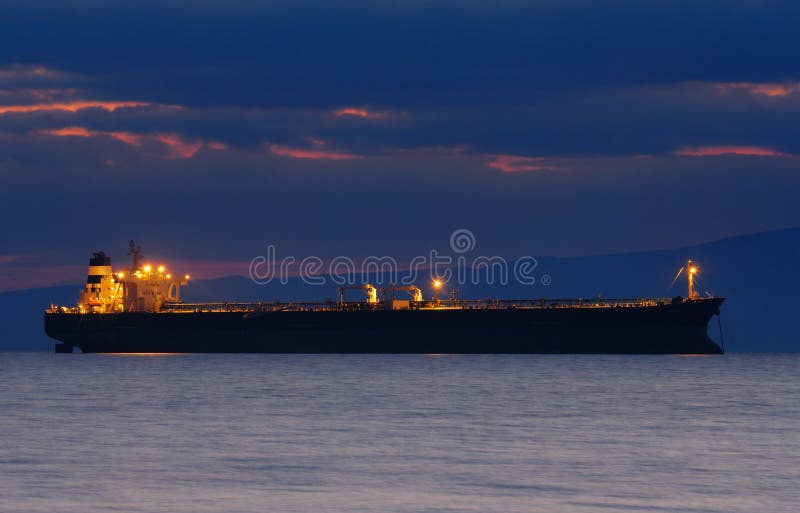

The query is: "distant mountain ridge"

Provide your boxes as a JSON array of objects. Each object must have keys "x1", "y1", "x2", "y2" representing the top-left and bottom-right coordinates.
[{"x1": 2, "y1": 228, "x2": 798, "y2": 351}]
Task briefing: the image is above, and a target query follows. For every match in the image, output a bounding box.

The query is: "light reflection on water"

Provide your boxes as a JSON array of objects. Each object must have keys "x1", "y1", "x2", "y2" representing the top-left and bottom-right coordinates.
[
  {"x1": 105, "y1": 352, "x2": 181, "y2": 356},
  {"x1": 0, "y1": 353, "x2": 798, "y2": 513}
]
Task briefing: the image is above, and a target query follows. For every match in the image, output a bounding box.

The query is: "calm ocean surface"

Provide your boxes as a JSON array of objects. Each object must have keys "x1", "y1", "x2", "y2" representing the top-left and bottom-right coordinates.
[{"x1": 0, "y1": 353, "x2": 797, "y2": 513}]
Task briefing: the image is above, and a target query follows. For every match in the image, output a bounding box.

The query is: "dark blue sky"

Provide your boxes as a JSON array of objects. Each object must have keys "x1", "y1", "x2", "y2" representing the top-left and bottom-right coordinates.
[{"x1": 1, "y1": 1, "x2": 799, "y2": 290}]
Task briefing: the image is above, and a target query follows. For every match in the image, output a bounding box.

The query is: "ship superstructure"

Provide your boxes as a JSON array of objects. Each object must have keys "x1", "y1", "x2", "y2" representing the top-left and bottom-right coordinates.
[{"x1": 67, "y1": 241, "x2": 189, "y2": 315}]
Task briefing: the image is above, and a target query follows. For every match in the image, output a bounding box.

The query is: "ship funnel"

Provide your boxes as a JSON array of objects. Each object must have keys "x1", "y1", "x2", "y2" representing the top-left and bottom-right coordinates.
[
  {"x1": 79, "y1": 251, "x2": 116, "y2": 312},
  {"x1": 87, "y1": 252, "x2": 112, "y2": 287}
]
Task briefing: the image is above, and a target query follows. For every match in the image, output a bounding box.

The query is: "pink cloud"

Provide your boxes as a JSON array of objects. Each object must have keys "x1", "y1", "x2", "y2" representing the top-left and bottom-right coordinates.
[
  {"x1": 488, "y1": 154, "x2": 557, "y2": 173},
  {"x1": 106, "y1": 131, "x2": 144, "y2": 146},
  {"x1": 40, "y1": 126, "x2": 227, "y2": 159},
  {"x1": 333, "y1": 107, "x2": 391, "y2": 120},
  {"x1": 207, "y1": 141, "x2": 229, "y2": 151},
  {"x1": 270, "y1": 144, "x2": 363, "y2": 160},
  {"x1": 0, "y1": 254, "x2": 20, "y2": 265},
  {"x1": 714, "y1": 82, "x2": 800, "y2": 97},
  {"x1": 155, "y1": 133, "x2": 204, "y2": 159},
  {"x1": 40, "y1": 126, "x2": 143, "y2": 145},
  {"x1": 674, "y1": 145, "x2": 791, "y2": 157},
  {"x1": 269, "y1": 138, "x2": 363, "y2": 160},
  {"x1": 0, "y1": 100, "x2": 151, "y2": 115}
]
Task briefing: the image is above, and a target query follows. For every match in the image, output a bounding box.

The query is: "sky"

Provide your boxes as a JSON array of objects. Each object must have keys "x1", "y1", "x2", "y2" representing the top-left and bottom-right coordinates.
[{"x1": 1, "y1": 0, "x2": 799, "y2": 291}]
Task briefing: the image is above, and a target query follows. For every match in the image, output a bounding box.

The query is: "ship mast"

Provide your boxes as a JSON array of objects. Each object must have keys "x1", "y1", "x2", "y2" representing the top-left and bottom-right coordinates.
[
  {"x1": 128, "y1": 240, "x2": 143, "y2": 271},
  {"x1": 686, "y1": 260, "x2": 699, "y2": 300}
]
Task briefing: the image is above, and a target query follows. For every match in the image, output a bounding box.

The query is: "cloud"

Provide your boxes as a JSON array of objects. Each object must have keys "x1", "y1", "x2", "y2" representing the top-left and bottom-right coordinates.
[
  {"x1": 333, "y1": 107, "x2": 391, "y2": 120},
  {"x1": 0, "y1": 254, "x2": 20, "y2": 265},
  {"x1": 268, "y1": 137, "x2": 363, "y2": 160},
  {"x1": 23, "y1": 88, "x2": 80, "y2": 101},
  {"x1": 40, "y1": 126, "x2": 143, "y2": 145},
  {"x1": 39, "y1": 126, "x2": 228, "y2": 159},
  {"x1": 0, "y1": 100, "x2": 152, "y2": 115},
  {"x1": 7, "y1": 77, "x2": 800, "y2": 165},
  {"x1": 3, "y1": 3, "x2": 800, "y2": 110},
  {"x1": 487, "y1": 154, "x2": 557, "y2": 173},
  {"x1": 0, "y1": 64, "x2": 68, "y2": 84},
  {"x1": 269, "y1": 144, "x2": 364, "y2": 160},
  {"x1": 154, "y1": 133, "x2": 204, "y2": 159},
  {"x1": 714, "y1": 82, "x2": 800, "y2": 97},
  {"x1": 674, "y1": 145, "x2": 791, "y2": 157},
  {"x1": 0, "y1": 88, "x2": 80, "y2": 103},
  {"x1": 2, "y1": 2, "x2": 800, "y2": 269},
  {"x1": 206, "y1": 141, "x2": 229, "y2": 151}
]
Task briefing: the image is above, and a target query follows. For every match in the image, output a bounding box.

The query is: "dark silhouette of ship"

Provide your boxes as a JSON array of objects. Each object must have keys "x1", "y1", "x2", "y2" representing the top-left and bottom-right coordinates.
[{"x1": 44, "y1": 243, "x2": 724, "y2": 354}]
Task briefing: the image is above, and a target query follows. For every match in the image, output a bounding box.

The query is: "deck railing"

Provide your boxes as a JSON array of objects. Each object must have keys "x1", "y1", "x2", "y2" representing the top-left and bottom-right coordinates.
[
  {"x1": 47, "y1": 297, "x2": 691, "y2": 314},
  {"x1": 159, "y1": 297, "x2": 675, "y2": 313}
]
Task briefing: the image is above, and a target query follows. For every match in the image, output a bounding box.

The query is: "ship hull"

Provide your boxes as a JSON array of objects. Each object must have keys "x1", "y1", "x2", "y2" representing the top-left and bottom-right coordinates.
[{"x1": 45, "y1": 298, "x2": 724, "y2": 354}]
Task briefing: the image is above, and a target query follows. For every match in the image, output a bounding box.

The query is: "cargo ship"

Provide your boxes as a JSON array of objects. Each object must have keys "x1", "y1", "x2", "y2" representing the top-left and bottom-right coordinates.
[{"x1": 44, "y1": 244, "x2": 725, "y2": 354}]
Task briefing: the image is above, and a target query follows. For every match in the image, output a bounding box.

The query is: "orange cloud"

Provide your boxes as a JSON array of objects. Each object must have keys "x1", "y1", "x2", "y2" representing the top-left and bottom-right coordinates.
[
  {"x1": 488, "y1": 154, "x2": 557, "y2": 173},
  {"x1": 0, "y1": 100, "x2": 151, "y2": 115},
  {"x1": 269, "y1": 137, "x2": 363, "y2": 160},
  {"x1": 333, "y1": 107, "x2": 391, "y2": 120},
  {"x1": 42, "y1": 126, "x2": 92, "y2": 137},
  {"x1": 714, "y1": 82, "x2": 800, "y2": 97},
  {"x1": 155, "y1": 133, "x2": 204, "y2": 159},
  {"x1": 674, "y1": 145, "x2": 791, "y2": 157},
  {"x1": 40, "y1": 126, "x2": 143, "y2": 145}
]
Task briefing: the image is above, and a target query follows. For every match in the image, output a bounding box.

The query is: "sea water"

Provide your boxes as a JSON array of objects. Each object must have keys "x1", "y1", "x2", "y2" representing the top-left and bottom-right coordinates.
[{"x1": 0, "y1": 353, "x2": 797, "y2": 513}]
